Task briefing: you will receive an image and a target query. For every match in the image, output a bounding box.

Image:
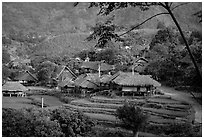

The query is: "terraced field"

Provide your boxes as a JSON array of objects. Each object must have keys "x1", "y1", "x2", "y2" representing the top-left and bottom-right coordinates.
[{"x1": 63, "y1": 95, "x2": 195, "y2": 126}]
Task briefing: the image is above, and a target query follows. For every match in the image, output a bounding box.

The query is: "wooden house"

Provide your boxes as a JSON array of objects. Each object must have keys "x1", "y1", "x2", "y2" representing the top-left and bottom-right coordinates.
[
  {"x1": 58, "y1": 78, "x2": 75, "y2": 93},
  {"x1": 2, "y1": 81, "x2": 28, "y2": 97},
  {"x1": 108, "y1": 71, "x2": 161, "y2": 96},
  {"x1": 54, "y1": 66, "x2": 77, "y2": 82},
  {"x1": 128, "y1": 57, "x2": 149, "y2": 73},
  {"x1": 53, "y1": 65, "x2": 77, "y2": 89},
  {"x1": 74, "y1": 73, "x2": 100, "y2": 96}
]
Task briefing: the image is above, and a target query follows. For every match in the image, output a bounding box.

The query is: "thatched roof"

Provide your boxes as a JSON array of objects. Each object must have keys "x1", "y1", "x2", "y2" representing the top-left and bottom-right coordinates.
[
  {"x1": 54, "y1": 66, "x2": 77, "y2": 80},
  {"x1": 100, "y1": 74, "x2": 112, "y2": 83},
  {"x1": 107, "y1": 71, "x2": 132, "y2": 83},
  {"x1": 15, "y1": 70, "x2": 38, "y2": 81},
  {"x1": 128, "y1": 63, "x2": 149, "y2": 73},
  {"x1": 108, "y1": 71, "x2": 160, "y2": 87},
  {"x1": 58, "y1": 79, "x2": 75, "y2": 88},
  {"x1": 2, "y1": 81, "x2": 28, "y2": 92},
  {"x1": 117, "y1": 74, "x2": 161, "y2": 87},
  {"x1": 74, "y1": 74, "x2": 99, "y2": 89}
]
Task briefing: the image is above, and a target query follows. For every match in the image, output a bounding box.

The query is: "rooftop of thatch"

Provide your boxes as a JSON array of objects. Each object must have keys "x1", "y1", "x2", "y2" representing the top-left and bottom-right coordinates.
[
  {"x1": 2, "y1": 81, "x2": 28, "y2": 92},
  {"x1": 15, "y1": 70, "x2": 38, "y2": 81},
  {"x1": 53, "y1": 65, "x2": 77, "y2": 80},
  {"x1": 117, "y1": 74, "x2": 161, "y2": 87},
  {"x1": 74, "y1": 74, "x2": 99, "y2": 89},
  {"x1": 58, "y1": 78, "x2": 75, "y2": 88}
]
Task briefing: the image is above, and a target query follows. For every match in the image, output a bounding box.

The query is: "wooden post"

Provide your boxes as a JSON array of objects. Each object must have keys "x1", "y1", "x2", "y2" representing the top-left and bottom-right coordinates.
[
  {"x1": 98, "y1": 62, "x2": 101, "y2": 78},
  {"x1": 132, "y1": 66, "x2": 134, "y2": 75},
  {"x1": 10, "y1": 93, "x2": 11, "y2": 97},
  {"x1": 41, "y1": 97, "x2": 44, "y2": 108}
]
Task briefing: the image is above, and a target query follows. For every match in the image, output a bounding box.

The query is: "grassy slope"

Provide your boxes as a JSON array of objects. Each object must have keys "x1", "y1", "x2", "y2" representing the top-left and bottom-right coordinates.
[{"x1": 33, "y1": 33, "x2": 96, "y2": 58}]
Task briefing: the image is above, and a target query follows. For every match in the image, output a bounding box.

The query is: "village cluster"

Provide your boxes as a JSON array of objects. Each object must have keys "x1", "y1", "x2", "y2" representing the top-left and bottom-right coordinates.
[{"x1": 2, "y1": 55, "x2": 161, "y2": 98}]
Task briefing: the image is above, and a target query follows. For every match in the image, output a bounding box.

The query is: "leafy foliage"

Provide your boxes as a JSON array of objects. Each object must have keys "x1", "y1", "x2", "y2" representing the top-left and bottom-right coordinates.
[
  {"x1": 2, "y1": 108, "x2": 64, "y2": 137},
  {"x1": 88, "y1": 2, "x2": 158, "y2": 15},
  {"x1": 37, "y1": 68, "x2": 50, "y2": 85},
  {"x1": 2, "y1": 107, "x2": 95, "y2": 137},
  {"x1": 51, "y1": 108, "x2": 95, "y2": 136},
  {"x1": 145, "y1": 27, "x2": 202, "y2": 88},
  {"x1": 2, "y1": 49, "x2": 11, "y2": 64},
  {"x1": 116, "y1": 102, "x2": 149, "y2": 136},
  {"x1": 86, "y1": 16, "x2": 120, "y2": 48},
  {"x1": 2, "y1": 65, "x2": 11, "y2": 81},
  {"x1": 145, "y1": 122, "x2": 199, "y2": 137}
]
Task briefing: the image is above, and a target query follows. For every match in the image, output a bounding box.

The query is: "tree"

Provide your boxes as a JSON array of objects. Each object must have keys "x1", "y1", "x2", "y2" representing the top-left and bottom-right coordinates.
[
  {"x1": 84, "y1": 2, "x2": 201, "y2": 79},
  {"x1": 37, "y1": 68, "x2": 50, "y2": 85},
  {"x1": 50, "y1": 107, "x2": 95, "y2": 137},
  {"x1": 116, "y1": 102, "x2": 149, "y2": 137},
  {"x1": 2, "y1": 107, "x2": 95, "y2": 137},
  {"x1": 86, "y1": 16, "x2": 120, "y2": 48},
  {"x1": 2, "y1": 108, "x2": 64, "y2": 137},
  {"x1": 2, "y1": 65, "x2": 11, "y2": 81},
  {"x1": 2, "y1": 108, "x2": 34, "y2": 137},
  {"x1": 2, "y1": 49, "x2": 11, "y2": 64}
]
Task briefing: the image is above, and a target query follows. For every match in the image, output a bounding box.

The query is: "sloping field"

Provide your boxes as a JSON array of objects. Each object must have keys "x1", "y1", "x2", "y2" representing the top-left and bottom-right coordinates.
[
  {"x1": 90, "y1": 96, "x2": 145, "y2": 104},
  {"x1": 2, "y1": 97, "x2": 38, "y2": 109},
  {"x1": 65, "y1": 96, "x2": 195, "y2": 125},
  {"x1": 29, "y1": 95, "x2": 65, "y2": 106},
  {"x1": 147, "y1": 97, "x2": 188, "y2": 104}
]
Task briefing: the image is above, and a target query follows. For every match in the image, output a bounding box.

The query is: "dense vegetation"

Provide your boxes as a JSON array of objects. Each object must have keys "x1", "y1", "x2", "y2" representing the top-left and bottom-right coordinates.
[
  {"x1": 2, "y1": 107, "x2": 95, "y2": 137},
  {"x1": 116, "y1": 102, "x2": 149, "y2": 136},
  {"x1": 144, "y1": 28, "x2": 202, "y2": 90}
]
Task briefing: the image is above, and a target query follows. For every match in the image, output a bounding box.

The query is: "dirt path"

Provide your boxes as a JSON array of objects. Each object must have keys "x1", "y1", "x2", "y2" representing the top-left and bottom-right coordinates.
[{"x1": 158, "y1": 86, "x2": 202, "y2": 123}]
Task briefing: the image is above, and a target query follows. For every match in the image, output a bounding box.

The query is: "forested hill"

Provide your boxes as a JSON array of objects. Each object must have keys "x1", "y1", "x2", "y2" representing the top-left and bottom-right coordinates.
[
  {"x1": 2, "y1": 2, "x2": 202, "y2": 59},
  {"x1": 3, "y1": 2, "x2": 201, "y2": 35}
]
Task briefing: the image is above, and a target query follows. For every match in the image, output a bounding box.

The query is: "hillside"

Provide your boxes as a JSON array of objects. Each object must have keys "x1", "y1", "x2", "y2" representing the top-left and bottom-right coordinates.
[
  {"x1": 33, "y1": 33, "x2": 97, "y2": 58},
  {"x1": 2, "y1": 2, "x2": 202, "y2": 59},
  {"x1": 3, "y1": 2, "x2": 201, "y2": 35}
]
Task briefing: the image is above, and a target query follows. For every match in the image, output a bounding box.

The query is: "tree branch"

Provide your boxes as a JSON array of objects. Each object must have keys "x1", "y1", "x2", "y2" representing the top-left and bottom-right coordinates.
[
  {"x1": 119, "y1": 12, "x2": 169, "y2": 37},
  {"x1": 171, "y1": 3, "x2": 189, "y2": 11},
  {"x1": 158, "y1": 2, "x2": 166, "y2": 8},
  {"x1": 169, "y1": 2, "x2": 173, "y2": 8}
]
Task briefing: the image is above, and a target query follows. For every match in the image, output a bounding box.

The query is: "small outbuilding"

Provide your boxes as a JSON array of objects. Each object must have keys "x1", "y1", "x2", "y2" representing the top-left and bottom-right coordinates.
[{"x1": 2, "y1": 81, "x2": 28, "y2": 97}]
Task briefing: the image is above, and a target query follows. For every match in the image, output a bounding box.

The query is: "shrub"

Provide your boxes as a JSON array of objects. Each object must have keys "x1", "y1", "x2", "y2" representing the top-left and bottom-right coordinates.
[
  {"x1": 2, "y1": 107, "x2": 95, "y2": 137},
  {"x1": 94, "y1": 127, "x2": 131, "y2": 137},
  {"x1": 50, "y1": 107, "x2": 95, "y2": 136},
  {"x1": 116, "y1": 102, "x2": 149, "y2": 136},
  {"x1": 2, "y1": 108, "x2": 34, "y2": 137},
  {"x1": 2, "y1": 108, "x2": 64, "y2": 137},
  {"x1": 145, "y1": 122, "x2": 199, "y2": 137}
]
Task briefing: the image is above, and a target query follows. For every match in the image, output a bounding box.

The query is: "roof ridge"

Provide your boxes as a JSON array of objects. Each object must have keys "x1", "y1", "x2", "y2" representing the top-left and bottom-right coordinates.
[{"x1": 25, "y1": 70, "x2": 38, "y2": 81}]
